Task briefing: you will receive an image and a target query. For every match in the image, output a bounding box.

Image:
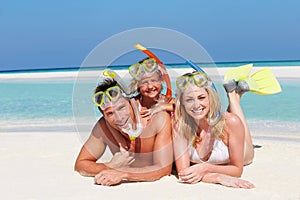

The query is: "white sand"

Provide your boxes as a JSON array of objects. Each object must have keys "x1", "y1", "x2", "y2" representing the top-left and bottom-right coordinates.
[
  {"x1": 1, "y1": 66, "x2": 300, "y2": 81},
  {"x1": 0, "y1": 131, "x2": 299, "y2": 199}
]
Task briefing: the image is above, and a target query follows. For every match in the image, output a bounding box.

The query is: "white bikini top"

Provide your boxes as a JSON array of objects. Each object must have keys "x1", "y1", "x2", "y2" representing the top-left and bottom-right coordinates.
[{"x1": 188, "y1": 139, "x2": 230, "y2": 164}]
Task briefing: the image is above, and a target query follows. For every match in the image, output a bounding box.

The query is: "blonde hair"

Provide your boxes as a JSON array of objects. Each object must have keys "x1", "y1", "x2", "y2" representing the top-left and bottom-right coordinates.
[{"x1": 174, "y1": 84, "x2": 225, "y2": 145}]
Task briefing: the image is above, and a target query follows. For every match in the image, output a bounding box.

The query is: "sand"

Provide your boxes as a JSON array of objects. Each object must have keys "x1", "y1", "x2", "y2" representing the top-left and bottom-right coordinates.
[
  {"x1": 1, "y1": 66, "x2": 300, "y2": 82},
  {"x1": 0, "y1": 131, "x2": 299, "y2": 200}
]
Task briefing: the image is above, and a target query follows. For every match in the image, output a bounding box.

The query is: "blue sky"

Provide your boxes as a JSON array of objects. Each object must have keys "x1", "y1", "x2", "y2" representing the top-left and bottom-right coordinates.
[{"x1": 0, "y1": 0, "x2": 299, "y2": 71}]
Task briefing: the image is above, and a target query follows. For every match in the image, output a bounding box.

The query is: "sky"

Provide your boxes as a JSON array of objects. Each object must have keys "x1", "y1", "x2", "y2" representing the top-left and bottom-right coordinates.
[{"x1": 0, "y1": 0, "x2": 299, "y2": 71}]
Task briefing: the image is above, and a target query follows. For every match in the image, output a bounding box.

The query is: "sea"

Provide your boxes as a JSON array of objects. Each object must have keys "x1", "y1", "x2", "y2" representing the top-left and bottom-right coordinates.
[{"x1": 1, "y1": 60, "x2": 300, "y2": 136}]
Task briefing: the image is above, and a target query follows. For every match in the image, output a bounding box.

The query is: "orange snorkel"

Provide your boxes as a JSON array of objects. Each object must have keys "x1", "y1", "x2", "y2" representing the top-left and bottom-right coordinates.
[{"x1": 134, "y1": 44, "x2": 172, "y2": 99}]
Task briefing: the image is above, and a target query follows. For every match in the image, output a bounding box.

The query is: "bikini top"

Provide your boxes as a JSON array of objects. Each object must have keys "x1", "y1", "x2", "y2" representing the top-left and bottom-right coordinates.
[{"x1": 188, "y1": 139, "x2": 230, "y2": 164}]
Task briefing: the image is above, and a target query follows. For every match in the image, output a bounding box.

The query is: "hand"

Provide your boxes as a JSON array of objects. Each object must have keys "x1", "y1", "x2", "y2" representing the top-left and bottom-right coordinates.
[
  {"x1": 217, "y1": 174, "x2": 255, "y2": 189},
  {"x1": 178, "y1": 163, "x2": 208, "y2": 184},
  {"x1": 105, "y1": 144, "x2": 135, "y2": 169},
  {"x1": 94, "y1": 169, "x2": 125, "y2": 186},
  {"x1": 140, "y1": 105, "x2": 163, "y2": 118}
]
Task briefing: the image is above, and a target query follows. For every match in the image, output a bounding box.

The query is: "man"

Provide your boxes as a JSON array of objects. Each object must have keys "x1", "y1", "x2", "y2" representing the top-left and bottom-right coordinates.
[{"x1": 74, "y1": 79, "x2": 173, "y2": 186}]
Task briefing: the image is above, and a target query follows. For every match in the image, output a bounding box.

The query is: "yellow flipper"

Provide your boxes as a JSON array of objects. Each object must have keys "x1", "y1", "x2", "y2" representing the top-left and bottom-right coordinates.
[
  {"x1": 224, "y1": 64, "x2": 253, "y2": 82},
  {"x1": 249, "y1": 68, "x2": 282, "y2": 95}
]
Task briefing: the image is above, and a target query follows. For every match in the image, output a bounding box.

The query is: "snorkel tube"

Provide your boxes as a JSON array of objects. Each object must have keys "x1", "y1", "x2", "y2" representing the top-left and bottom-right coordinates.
[
  {"x1": 102, "y1": 69, "x2": 143, "y2": 140},
  {"x1": 134, "y1": 44, "x2": 172, "y2": 99},
  {"x1": 185, "y1": 59, "x2": 221, "y2": 125},
  {"x1": 186, "y1": 59, "x2": 218, "y2": 91},
  {"x1": 103, "y1": 69, "x2": 132, "y2": 96}
]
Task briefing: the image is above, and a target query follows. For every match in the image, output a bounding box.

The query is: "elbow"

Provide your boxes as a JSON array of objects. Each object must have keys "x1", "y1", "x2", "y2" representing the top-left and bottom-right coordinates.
[
  {"x1": 74, "y1": 161, "x2": 89, "y2": 177},
  {"x1": 235, "y1": 167, "x2": 243, "y2": 178},
  {"x1": 155, "y1": 164, "x2": 172, "y2": 181},
  {"x1": 74, "y1": 158, "x2": 81, "y2": 173}
]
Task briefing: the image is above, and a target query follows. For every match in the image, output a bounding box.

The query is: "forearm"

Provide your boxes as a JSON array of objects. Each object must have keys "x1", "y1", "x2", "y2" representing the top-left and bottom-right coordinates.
[
  {"x1": 75, "y1": 160, "x2": 110, "y2": 177},
  {"x1": 160, "y1": 103, "x2": 174, "y2": 113},
  {"x1": 201, "y1": 173, "x2": 222, "y2": 184},
  {"x1": 205, "y1": 163, "x2": 243, "y2": 177},
  {"x1": 120, "y1": 163, "x2": 172, "y2": 182}
]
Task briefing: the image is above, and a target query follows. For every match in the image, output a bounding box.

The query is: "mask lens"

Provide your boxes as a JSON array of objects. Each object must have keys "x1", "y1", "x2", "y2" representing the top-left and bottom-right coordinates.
[
  {"x1": 92, "y1": 86, "x2": 122, "y2": 109},
  {"x1": 143, "y1": 58, "x2": 157, "y2": 72},
  {"x1": 107, "y1": 86, "x2": 121, "y2": 101},
  {"x1": 92, "y1": 91, "x2": 104, "y2": 107},
  {"x1": 176, "y1": 76, "x2": 190, "y2": 89},
  {"x1": 129, "y1": 63, "x2": 141, "y2": 78},
  {"x1": 193, "y1": 73, "x2": 208, "y2": 86}
]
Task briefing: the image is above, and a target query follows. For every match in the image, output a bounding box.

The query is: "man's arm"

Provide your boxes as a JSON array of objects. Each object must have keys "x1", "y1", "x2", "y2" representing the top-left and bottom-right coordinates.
[
  {"x1": 74, "y1": 119, "x2": 109, "y2": 176},
  {"x1": 75, "y1": 119, "x2": 137, "y2": 177}
]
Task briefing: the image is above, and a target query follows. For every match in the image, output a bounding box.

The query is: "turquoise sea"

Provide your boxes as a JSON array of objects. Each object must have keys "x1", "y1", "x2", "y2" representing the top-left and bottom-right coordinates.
[{"x1": 1, "y1": 60, "x2": 300, "y2": 134}]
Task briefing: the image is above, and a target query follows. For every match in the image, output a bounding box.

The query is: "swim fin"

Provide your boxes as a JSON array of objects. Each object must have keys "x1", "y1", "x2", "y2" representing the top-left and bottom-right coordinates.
[
  {"x1": 224, "y1": 64, "x2": 253, "y2": 82},
  {"x1": 237, "y1": 68, "x2": 282, "y2": 95}
]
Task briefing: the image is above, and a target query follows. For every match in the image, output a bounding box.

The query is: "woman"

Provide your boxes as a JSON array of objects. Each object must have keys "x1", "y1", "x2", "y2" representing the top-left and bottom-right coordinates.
[
  {"x1": 129, "y1": 57, "x2": 174, "y2": 119},
  {"x1": 172, "y1": 70, "x2": 255, "y2": 188}
]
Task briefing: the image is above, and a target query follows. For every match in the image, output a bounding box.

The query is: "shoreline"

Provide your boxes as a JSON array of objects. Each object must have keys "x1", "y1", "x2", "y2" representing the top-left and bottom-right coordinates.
[{"x1": 1, "y1": 66, "x2": 300, "y2": 81}]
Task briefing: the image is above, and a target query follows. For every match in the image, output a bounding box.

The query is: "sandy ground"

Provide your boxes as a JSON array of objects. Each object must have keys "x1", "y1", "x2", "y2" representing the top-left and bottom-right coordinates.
[{"x1": 1, "y1": 131, "x2": 299, "y2": 200}]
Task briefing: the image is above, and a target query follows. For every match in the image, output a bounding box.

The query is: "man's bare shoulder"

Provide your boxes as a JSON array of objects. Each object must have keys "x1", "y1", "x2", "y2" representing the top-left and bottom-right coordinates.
[
  {"x1": 92, "y1": 117, "x2": 111, "y2": 138},
  {"x1": 151, "y1": 111, "x2": 171, "y2": 123},
  {"x1": 147, "y1": 111, "x2": 171, "y2": 133}
]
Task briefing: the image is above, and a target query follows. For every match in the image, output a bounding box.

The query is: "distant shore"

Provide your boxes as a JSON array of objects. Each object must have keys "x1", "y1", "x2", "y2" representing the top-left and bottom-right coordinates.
[{"x1": 1, "y1": 66, "x2": 300, "y2": 81}]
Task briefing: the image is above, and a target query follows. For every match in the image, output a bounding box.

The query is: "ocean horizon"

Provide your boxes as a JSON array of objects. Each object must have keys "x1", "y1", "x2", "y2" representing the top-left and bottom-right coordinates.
[{"x1": 1, "y1": 59, "x2": 300, "y2": 73}]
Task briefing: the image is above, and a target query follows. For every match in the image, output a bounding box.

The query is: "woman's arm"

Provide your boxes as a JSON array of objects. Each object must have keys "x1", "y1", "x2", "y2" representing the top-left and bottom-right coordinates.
[
  {"x1": 202, "y1": 173, "x2": 255, "y2": 189},
  {"x1": 178, "y1": 113, "x2": 246, "y2": 183},
  {"x1": 172, "y1": 119, "x2": 191, "y2": 173}
]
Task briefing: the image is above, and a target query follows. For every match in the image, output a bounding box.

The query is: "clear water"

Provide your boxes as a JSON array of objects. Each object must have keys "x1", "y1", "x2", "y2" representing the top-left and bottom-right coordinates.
[{"x1": 1, "y1": 61, "x2": 300, "y2": 133}]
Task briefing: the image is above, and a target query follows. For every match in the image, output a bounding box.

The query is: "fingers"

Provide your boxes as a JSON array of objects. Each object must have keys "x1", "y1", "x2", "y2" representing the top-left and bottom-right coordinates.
[
  {"x1": 218, "y1": 174, "x2": 255, "y2": 189},
  {"x1": 119, "y1": 143, "x2": 127, "y2": 153},
  {"x1": 178, "y1": 176, "x2": 200, "y2": 184},
  {"x1": 94, "y1": 172, "x2": 114, "y2": 186},
  {"x1": 236, "y1": 180, "x2": 255, "y2": 189},
  {"x1": 140, "y1": 110, "x2": 151, "y2": 118},
  {"x1": 127, "y1": 157, "x2": 135, "y2": 165},
  {"x1": 178, "y1": 171, "x2": 201, "y2": 184},
  {"x1": 94, "y1": 173, "x2": 104, "y2": 185}
]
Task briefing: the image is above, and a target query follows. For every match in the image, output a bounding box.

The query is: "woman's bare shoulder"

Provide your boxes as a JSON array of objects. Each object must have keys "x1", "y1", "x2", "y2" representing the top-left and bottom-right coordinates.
[{"x1": 223, "y1": 112, "x2": 243, "y2": 127}]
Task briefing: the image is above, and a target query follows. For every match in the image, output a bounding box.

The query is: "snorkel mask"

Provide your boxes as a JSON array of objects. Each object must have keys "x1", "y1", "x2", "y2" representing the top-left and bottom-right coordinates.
[
  {"x1": 185, "y1": 59, "x2": 217, "y2": 91},
  {"x1": 92, "y1": 85, "x2": 124, "y2": 110},
  {"x1": 176, "y1": 71, "x2": 212, "y2": 90},
  {"x1": 129, "y1": 58, "x2": 160, "y2": 81}
]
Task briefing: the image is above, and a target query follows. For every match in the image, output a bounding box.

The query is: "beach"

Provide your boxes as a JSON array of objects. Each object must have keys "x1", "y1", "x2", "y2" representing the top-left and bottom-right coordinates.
[
  {"x1": 1, "y1": 131, "x2": 299, "y2": 199},
  {"x1": 1, "y1": 66, "x2": 300, "y2": 199},
  {"x1": 1, "y1": 66, "x2": 300, "y2": 81}
]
